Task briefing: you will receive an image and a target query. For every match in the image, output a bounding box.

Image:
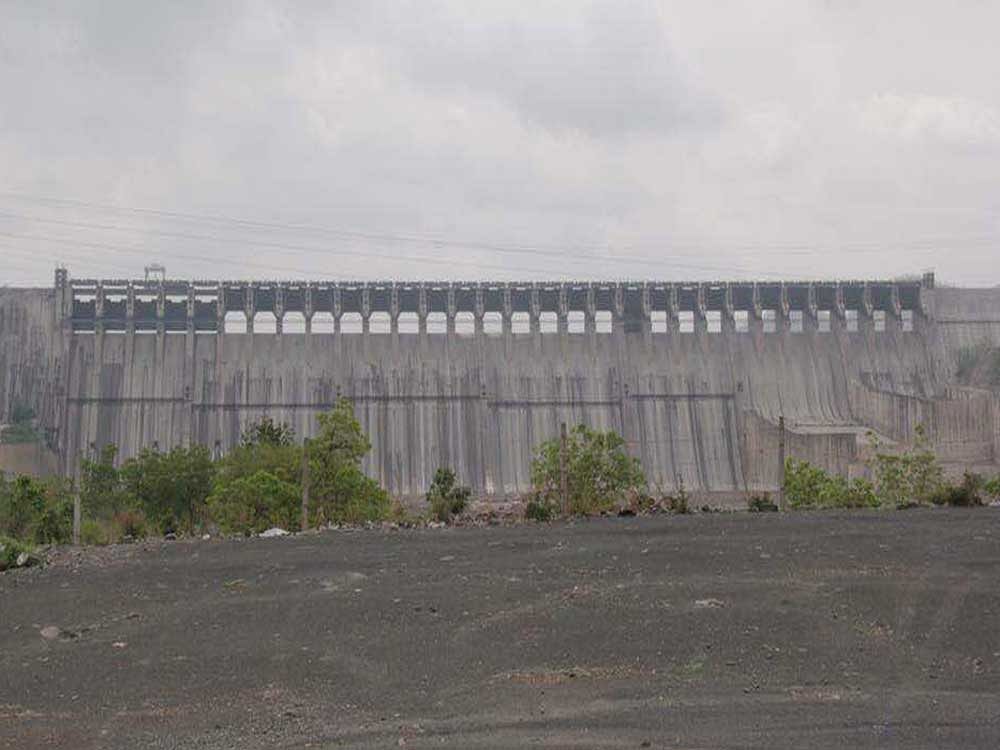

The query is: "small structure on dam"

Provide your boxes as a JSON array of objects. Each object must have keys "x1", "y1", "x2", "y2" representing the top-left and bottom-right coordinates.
[{"x1": 1, "y1": 269, "x2": 998, "y2": 499}]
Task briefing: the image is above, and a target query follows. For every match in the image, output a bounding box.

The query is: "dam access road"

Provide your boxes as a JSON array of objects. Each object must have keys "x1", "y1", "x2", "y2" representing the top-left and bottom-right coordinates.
[{"x1": 2, "y1": 509, "x2": 1000, "y2": 749}]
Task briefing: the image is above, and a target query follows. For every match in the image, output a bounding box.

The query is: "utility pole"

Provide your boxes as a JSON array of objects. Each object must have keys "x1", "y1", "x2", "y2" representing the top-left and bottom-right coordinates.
[
  {"x1": 777, "y1": 415, "x2": 786, "y2": 511},
  {"x1": 301, "y1": 439, "x2": 310, "y2": 531},
  {"x1": 73, "y1": 445, "x2": 89, "y2": 545},
  {"x1": 73, "y1": 491, "x2": 81, "y2": 546},
  {"x1": 559, "y1": 422, "x2": 569, "y2": 516}
]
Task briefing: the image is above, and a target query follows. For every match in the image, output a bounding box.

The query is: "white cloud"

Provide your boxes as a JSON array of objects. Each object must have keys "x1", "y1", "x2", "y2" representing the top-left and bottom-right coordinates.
[
  {"x1": 856, "y1": 94, "x2": 1000, "y2": 148},
  {"x1": 0, "y1": 0, "x2": 998, "y2": 286}
]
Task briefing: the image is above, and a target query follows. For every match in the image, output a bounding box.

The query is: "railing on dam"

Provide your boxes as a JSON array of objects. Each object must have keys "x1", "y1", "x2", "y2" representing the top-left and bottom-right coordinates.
[{"x1": 56, "y1": 268, "x2": 933, "y2": 336}]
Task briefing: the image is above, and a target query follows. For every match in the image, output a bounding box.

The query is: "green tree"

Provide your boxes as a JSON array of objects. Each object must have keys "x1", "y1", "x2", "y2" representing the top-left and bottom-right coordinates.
[
  {"x1": 427, "y1": 467, "x2": 471, "y2": 523},
  {"x1": 308, "y1": 399, "x2": 389, "y2": 524},
  {"x1": 207, "y1": 470, "x2": 300, "y2": 534},
  {"x1": 240, "y1": 416, "x2": 295, "y2": 448},
  {"x1": 121, "y1": 445, "x2": 215, "y2": 534},
  {"x1": 0, "y1": 475, "x2": 47, "y2": 538},
  {"x1": 868, "y1": 425, "x2": 944, "y2": 508},
  {"x1": 0, "y1": 474, "x2": 74, "y2": 543},
  {"x1": 985, "y1": 475, "x2": 1000, "y2": 500},
  {"x1": 80, "y1": 444, "x2": 127, "y2": 519},
  {"x1": 213, "y1": 441, "x2": 302, "y2": 488},
  {"x1": 530, "y1": 424, "x2": 645, "y2": 516},
  {"x1": 783, "y1": 458, "x2": 880, "y2": 509},
  {"x1": 31, "y1": 478, "x2": 74, "y2": 544}
]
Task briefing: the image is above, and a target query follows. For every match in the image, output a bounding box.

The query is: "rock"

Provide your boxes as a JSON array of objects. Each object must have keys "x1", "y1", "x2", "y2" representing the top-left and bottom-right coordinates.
[
  {"x1": 202, "y1": 533, "x2": 211, "y2": 540},
  {"x1": 164, "y1": 532, "x2": 177, "y2": 541},
  {"x1": 260, "y1": 527, "x2": 290, "y2": 538},
  {"x1": 694, "y1": 598, "x2": 726, "y2": 609},
  {"x1": 40, "y1": 625, "x2": 61, "y2": 640},
  {"x1": 15, "y1": 551, "x2": 40, "y2": 568}
]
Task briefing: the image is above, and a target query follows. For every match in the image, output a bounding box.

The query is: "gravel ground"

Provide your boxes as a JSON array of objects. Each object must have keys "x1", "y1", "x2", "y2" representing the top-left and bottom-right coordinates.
[{"x1": 2, "y1": 508, "x2": 999, "y2": 749}]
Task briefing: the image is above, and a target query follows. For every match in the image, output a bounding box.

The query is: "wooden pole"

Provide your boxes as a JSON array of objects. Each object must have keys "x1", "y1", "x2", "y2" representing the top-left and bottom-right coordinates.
[
  {"x1": 777, "y1": 415, "x2": 786, "y2": 511},
  {"x1": 73, "y1": 491, "x2": 81, "y2": 545},
  {"x1": 301, "y1": 439, "x2": 310, "y2": 531},
  {"x1": 559, "y1": 422, "x2": 569, "y2": 516}
]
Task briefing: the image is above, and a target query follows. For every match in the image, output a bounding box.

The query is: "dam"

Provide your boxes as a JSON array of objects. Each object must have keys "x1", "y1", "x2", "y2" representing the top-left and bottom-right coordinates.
[{"x1": 1, "y1": 269, "x2": 998, "y2": 499}]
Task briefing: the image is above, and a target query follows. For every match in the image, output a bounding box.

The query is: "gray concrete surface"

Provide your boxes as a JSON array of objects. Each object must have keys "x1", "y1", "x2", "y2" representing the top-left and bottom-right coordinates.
[
  {"x1": 3, "y1": 277, "x2": 999, "y2": 493},
  {"x1": 2, "y1": 509, "x2": 999, "y2": 748}
]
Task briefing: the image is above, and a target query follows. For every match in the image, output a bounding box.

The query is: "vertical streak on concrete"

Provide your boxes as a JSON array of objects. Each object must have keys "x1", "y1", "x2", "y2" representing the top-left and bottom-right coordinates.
[{"x1": 58, "y1": 285, "x2": 74, "y2": 477}]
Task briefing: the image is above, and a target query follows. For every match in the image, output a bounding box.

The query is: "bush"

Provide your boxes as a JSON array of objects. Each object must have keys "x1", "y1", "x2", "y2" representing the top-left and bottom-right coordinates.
[
  {"x1": 240, "y1": 417, "x2": 295, "y2": 448},
  {"x1": 665, "y1": 479, "x2": 690, "y2": 514},
  {"x1": 80, "y1": 444, "x2": 128, "y2": 519},
  {"x1": 0, "y1": 535, "x2": 34, "y2": 571},
  {"x1": 31, "y1": 490, "x2": 73, "y2": 545},
  {"x1": 207, "y1": 470, "x2": 300, "y2": 535},
  {"x1": 930, "y1": 472, "x2": 986, "y2": 507},
  {"x1": 868, "y1": 426, "x2": 944, "y2": 508},
  {"x1": 121, "y1": 445, "x2": 215, "y2": 534},
  {"x1": 747, "y1": 493, "x2": 778, "y2": 512},
  {"x1": 985, "y1": 475, "x2": 1000, "y2": 500},
  {"x1": 80, "y1": 519, "x2": 111, "y2": 546},
  {"x1": 308, "y1": 399, "x2": 390, "y2": 525},
  {"x1": 213, "y1": 442, "x2": 303, "y2": 496},
  {"x1": 427, "y1": 468, "x2": 471, "y2": 523},
  {"x1": 524, "y1": 498, "x2": 554, "y2": 522},
  {"x1": 0, "y1": 474, "x2": 74, "y2": 544},
  {"x1": 530, "y1": 425, "x2": 645, "y2": 516},
  {"x1": 784, "y1": 459, "x2": 881, "y2": 510},
  {"x1": 388, "y1": 499, "x2": 419, "y2": 526},
  {"x1": 111, "y1": 509, "x2": 148, "y2": 541},
  {"x1": 0, "y1": 474, "x2": 45, "y2": 539}
]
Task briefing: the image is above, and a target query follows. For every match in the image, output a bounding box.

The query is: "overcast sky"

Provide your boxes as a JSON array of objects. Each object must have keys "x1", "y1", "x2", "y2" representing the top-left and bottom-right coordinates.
[{"x1": 1, "y1": 0, "x2": 998, "y2": 286}]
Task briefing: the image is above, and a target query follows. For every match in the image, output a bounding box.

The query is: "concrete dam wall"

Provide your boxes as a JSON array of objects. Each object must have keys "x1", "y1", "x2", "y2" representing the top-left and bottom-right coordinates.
[{"x1": 1, "y1": 271, "x2": 998, "y2": 497}]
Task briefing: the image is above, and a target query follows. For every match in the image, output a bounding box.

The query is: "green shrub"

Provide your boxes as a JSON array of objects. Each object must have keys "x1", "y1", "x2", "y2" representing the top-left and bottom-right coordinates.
[
  {"x1": 0, "y1": 474, "x2": 74, "y2": 544},
  {"x1": 530, "y1": 425, "x2": 645, "y2": 516},
  {"x1": 868, "y1": 426, "x2": 944, "y2": 507},
  {"x1": 218, "y1": 442, "x2": 302, "y2": 484},
  {"x1": 388, "y1": 499, "x2": 419, "y2": 526},
  {"x1": 240, "y1": 416, "x2": 295, "y2": 448},
  {"x1": 665, "y1": 479, "x2": 690, "y2": 514},
  {"x1": 984, "y1": 475, "x2": 1000, "y2": 500},
  {"x1": 121, "y1": 445, "x2": 215, "y2": 534},
  {"x1": 0, "y1": 535, "x2": 34, "y2": 571},
  {"x1": 0, "y1": 474, "x2": 46, "y2": 539},
  {"x1": 31, "y1": 491, "x2": 73, "y2": 545},
  {"x1": 111, "y1": 509, "x2": 148, "y2": 541},
  {"x1": 80, "y1": 519, "x2": 111, "y2": 546},
  {"x1": 308, "y1": 399, "x2": 390, "y2": 525},
  {"x1": 784, "y1": 459, "x2": 881, "y2": 510},
  {"x1": 524, "y1": 498, "x2": 554, "y2": 522},
  {"x1": 80, "y1": 444, "x2": 128, "y2": 519},
  {"x1": 747, "y1": 493, "x2": 778, "y2": 512},
  {"x1": 427, "y1": 468, "x2": 471, "y2": 523},
  {"x1": 207, "y1": 470, "x2": 300, "y2": 535},
  {"x1": 930, "y1": 472, "x2": 986, "y2": 507}
]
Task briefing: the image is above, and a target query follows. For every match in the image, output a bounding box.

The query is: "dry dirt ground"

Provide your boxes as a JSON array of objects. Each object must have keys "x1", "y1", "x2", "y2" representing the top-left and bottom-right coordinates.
[{"x1": 2, "y1": 509, "x2": 999, "y2": 749}]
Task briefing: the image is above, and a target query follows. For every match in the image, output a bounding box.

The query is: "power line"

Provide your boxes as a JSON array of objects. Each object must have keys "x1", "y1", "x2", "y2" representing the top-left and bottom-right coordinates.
[
  {"x1": 0, "y1": 207, "x2": 796, "y2": 275},
  {"x1": 0, "y1": 225, "x2": 797, "y2": 279},
  {"x1": 1, "y1": 190, "x2": 994, "y2": 259}
]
